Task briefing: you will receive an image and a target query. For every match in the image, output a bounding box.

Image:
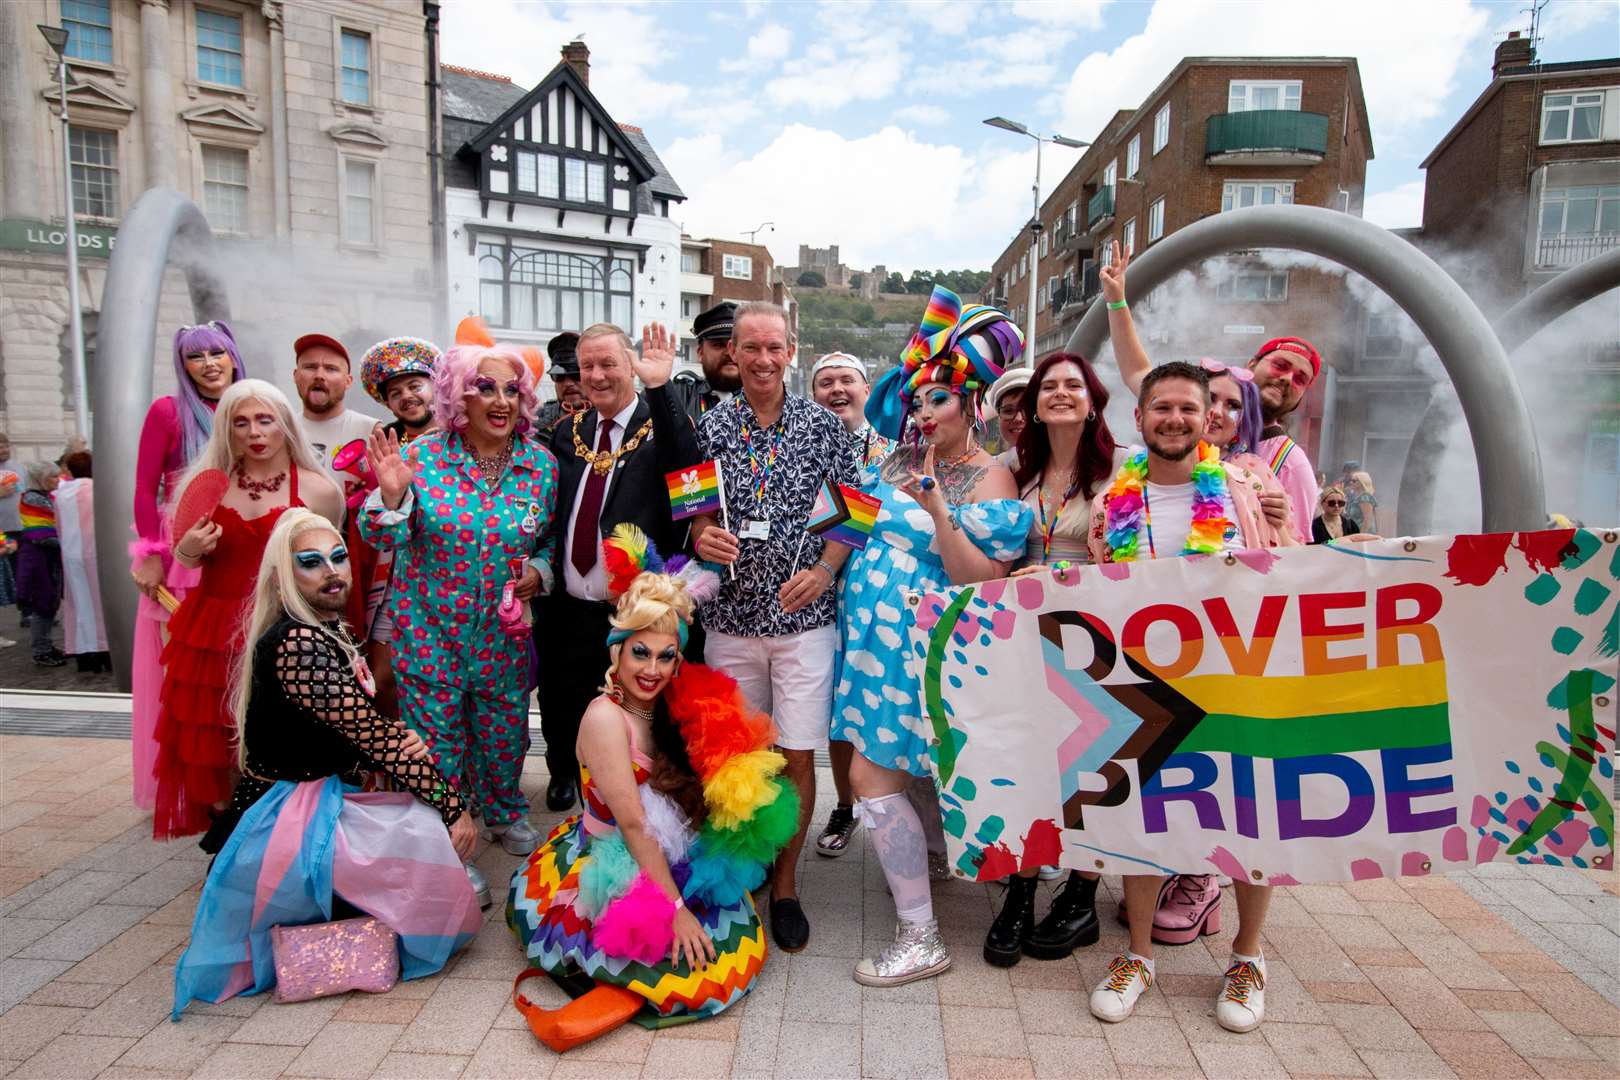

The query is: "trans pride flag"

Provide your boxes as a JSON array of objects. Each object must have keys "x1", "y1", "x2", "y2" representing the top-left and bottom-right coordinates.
[{"x1": 806, "y1": 480, "x2": 881, "y2": 550}]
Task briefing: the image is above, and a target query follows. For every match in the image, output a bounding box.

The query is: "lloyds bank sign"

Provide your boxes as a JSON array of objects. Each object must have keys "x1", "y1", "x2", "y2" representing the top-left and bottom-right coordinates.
[{"x1": 0, "y1": 219, "x2": 120, "y2": 257}]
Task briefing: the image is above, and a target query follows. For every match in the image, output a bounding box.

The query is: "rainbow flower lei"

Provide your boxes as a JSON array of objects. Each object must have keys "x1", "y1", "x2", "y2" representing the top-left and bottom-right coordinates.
[{"x1": 1103, "y1": 441, "x2": 1231, "y2": 561}]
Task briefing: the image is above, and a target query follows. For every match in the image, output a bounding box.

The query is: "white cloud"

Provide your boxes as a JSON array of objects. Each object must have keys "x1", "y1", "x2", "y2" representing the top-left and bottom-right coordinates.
[
  {"x1": 1056, "y1": 0, "x2": 1490, "y2": 148},
  {"x1": 1363, "y1": 180, "x2": 1427, "y2": 229},
  {"x1": 893, "y1": 104, "x2": 952, "y2": 127},
  {"x1": 1013, "y1": 0, "x2": 1111, "y2": 27},
  {"x1": 765, "y1": 37, "x2": 904, "y2": 110},
  {"x1": 722, "y1": 21, "x2": 793, "y2": 73}
]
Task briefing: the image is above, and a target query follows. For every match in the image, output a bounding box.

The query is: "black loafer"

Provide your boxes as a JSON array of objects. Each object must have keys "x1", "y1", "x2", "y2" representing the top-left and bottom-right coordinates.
[
  {"x1": 545, "y1": 776, "x2": 577, "y2": 812},
  {"x1": 769, "y1": 897, "x2": 810, "y2": 952}
]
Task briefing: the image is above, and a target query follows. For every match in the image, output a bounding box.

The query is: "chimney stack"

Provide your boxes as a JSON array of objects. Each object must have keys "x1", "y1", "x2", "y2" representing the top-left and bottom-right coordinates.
[
  {"x1": 1493, "y1": 31, "x2": 1534, "y2": 78},
  {"x1": 561, "y1": 40, "x2": 589, "y2": 85}
]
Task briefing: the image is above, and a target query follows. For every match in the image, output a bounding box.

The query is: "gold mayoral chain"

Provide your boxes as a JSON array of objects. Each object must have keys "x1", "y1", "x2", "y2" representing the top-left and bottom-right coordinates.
[{"x1": 572, "y1": 413, "x2": 654, "y2": 477}]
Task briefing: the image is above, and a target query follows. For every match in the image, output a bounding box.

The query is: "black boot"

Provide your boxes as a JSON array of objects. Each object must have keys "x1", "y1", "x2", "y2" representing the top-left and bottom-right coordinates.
[
  {"x1": 983, "y1": 874, "x2": 1040, "y2": 967},
  {"x1": 1023, "y1": 872, "x2": 1100, "y2": 960}
]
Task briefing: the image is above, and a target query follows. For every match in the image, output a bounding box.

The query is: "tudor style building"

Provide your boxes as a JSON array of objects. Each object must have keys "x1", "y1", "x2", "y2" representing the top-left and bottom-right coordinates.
[{"x1": 441, "y1": 42, "x2": 684, "y2": 363}]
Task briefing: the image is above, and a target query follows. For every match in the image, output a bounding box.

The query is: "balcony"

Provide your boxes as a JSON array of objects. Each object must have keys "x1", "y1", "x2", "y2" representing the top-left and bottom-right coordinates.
[
  {"x1": 1205, "y1": 109, "x2": 1329, "y2": 165},
  {"x1": 1052, "y1": 265, "x2": 1102, "y2": 324},
  {"x1": 1536, "y1": 232, "x2": 1619, "y2": 270},
  {"x1": 680, "y1": 270, "x2": 714, "y2": 295},
  {"x1": 1087, "y1": 186, "x2": 1115, "y2": 231}
]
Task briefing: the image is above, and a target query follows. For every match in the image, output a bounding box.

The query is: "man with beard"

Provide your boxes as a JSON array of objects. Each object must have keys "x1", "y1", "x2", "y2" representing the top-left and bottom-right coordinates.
[
  {"x1": 535, "y1": 332, "x2": 589, "y2": 442},
  {"x1": 1246, "y1": 337, "x2": 1322, "y2": 545},
  {"x1": 670, "y1": 301, "x2": 741, "y2": 423},
  {"x1": 292, "y1": 334, "x2": 381, "y2": 500},
  {"x1": 1083, "y1": 361, "x2": 1294, "y2": 1033}
]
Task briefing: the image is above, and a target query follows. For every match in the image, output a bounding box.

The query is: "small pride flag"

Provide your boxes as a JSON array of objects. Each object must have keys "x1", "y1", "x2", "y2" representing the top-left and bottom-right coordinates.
[
  {"x1": 806, "y1": 480, "x2": 881, "y2": 550},
  {"x1": 666, "y1": 461, "x2": 724, "y2": 520}
]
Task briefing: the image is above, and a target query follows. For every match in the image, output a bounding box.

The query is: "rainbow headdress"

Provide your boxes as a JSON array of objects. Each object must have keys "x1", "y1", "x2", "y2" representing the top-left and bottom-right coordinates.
[
  {"x1": 865, "y1": 285, "x2": 1025, "y2": 441},
  {"x1": 600, "y1": 524, "x2": 721, "y2": 649}
]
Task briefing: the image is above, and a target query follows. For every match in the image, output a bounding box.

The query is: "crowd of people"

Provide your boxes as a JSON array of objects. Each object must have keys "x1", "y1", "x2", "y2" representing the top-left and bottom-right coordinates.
[{"x1": 110, "y1": 245, "x2": 1381, "y2": 1046}]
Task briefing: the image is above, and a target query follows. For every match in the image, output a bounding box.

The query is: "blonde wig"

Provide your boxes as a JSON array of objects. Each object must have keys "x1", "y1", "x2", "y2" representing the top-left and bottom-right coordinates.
[
  {"x1": 174, "y1": 379, "x2": 325, "y2": 501},
  {"x1": 228, "y1": 509, "x2": 358, "y2": 770},
  {"x1": 601, "y1": 572, "x2": 696, "y2": 698}
]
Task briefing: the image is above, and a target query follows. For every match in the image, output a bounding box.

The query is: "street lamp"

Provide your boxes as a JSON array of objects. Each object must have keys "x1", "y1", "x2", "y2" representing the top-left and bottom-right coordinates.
[
  {"x1": 984, "y1": 117, "x2": 1088, "y2": 363},
  {"x1": 39, "y1": 23, "x2": 91, "y2": 441},
  {"x1": 744, "y1": 221, "x2": 774, "y2": 245}
]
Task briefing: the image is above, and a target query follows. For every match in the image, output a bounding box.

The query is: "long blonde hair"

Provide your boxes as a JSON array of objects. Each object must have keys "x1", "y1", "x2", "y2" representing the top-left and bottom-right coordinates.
[
  {"x1": 229, "y1": 508, "x2": 360, "y2": 770},
  {"x1": 601, "y1": 572, "x2": 695, "y2": 696},
  {"x1": 175, "y1": 379, "x2": 325, "y2": 501}
]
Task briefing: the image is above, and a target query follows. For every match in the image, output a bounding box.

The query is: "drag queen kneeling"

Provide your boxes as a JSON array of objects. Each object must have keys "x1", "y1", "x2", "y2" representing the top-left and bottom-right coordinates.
[
  {"x1": 171, "y1": 509, "x2": 481, "y2": 1019},
  {"x1": 508, "y1": 525, "x2": 799, "y2": 1051}
]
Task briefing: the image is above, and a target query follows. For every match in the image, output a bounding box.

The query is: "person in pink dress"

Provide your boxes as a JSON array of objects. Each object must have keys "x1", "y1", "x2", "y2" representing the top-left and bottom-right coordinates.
[{"x1": 128, "y1": 322, "x2": 246, "y2": 809}]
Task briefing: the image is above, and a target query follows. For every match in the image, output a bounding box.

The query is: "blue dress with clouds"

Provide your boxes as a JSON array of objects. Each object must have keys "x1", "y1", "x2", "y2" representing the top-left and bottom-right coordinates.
[{"x1": 830, "y1": 476, "x2": 1031, "y2": 777}]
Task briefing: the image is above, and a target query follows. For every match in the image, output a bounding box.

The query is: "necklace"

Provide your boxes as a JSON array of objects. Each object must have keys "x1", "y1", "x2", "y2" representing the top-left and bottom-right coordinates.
[
  {"x1": 464, "y1": 434, "x2": 513, "y2": 483},
  {"x1": 233, "y1": 460, "x2": 286, "y2": 502},
  {"x1": 1102, "y1": 442, "x2": 1231, "y2": 562},
  {"x1": 572, "y1": 413, "x2": 653, "y2": 477},
  {"x1": 934, "y1": 440, "x2": 980, "y2": 467},
  {"x1": 619, "y1": 697, "x2": 654, "y2": 722}
]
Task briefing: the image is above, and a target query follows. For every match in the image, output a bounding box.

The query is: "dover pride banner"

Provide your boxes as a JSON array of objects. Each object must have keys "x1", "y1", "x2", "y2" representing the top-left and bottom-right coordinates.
[{"x1": 905, "y1": 529, "x2": 1618, "y2": 885}]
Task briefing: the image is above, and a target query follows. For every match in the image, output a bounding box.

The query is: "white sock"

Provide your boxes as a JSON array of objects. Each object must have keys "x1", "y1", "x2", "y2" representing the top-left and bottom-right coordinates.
[
  {"x1": 1127, "y1": 951, "x2": 1155, "y2": 976},
  {"x1": 856, "y1": 793, "x2": 933, "y2": 925},
  {"x1": 1232, "y1": 951, "x2": 1263, "y2": 965}
]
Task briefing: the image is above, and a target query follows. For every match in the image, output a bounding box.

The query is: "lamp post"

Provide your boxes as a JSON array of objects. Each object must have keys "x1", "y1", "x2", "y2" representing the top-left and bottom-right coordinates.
[
  {"x1": 39, "y1": 23, "x2": 90, "y2": 441},
  {"x1": 984, "y1": 117, "x2": 1087, "y2": 363},
  {"x1": 744, "y1": 221, "x2": 774, "y2": 245}
]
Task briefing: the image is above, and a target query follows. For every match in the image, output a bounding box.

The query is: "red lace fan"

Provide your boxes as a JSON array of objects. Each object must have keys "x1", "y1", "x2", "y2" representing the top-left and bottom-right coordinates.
[{"x1": 172, "y1": 468, "x2": 229, "y2": 539}]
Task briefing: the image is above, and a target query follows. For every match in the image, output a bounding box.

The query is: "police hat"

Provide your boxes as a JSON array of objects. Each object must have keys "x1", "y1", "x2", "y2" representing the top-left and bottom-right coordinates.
[
  {"x1": 692, "y1": 301, "x2": 738, "y2": 343},
  {"x1": 547, "y1": 332, "x2": 581, "y2": 379}
]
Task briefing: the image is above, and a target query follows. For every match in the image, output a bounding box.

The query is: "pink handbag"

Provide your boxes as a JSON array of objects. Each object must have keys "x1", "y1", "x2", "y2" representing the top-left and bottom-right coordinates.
[{"x1": 269, "y1": 916, "x2": 400, "y2": 1003}]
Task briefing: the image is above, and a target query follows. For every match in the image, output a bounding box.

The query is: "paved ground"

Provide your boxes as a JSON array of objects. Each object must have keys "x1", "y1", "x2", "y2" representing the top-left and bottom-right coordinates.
[
  {"x1": 1, "y1": 733, "x2": 1617, "y2": 1079},
  {"x1": 0, "y1": 608, "x2": 118, "y2": 694}
]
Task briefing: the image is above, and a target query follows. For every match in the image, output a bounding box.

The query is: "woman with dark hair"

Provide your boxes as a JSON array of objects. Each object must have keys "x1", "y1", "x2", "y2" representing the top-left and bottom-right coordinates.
[
  {"x1": 128, "y1": 321, "x2": 247, "y2": 808},
  {"x1": 984, "y1": 351, "x2": 1125, "y2": 967}
]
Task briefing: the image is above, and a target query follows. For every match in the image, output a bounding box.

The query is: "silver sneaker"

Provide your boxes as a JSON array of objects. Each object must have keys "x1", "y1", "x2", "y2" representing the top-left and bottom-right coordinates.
[
  {"x1": 494, "y1": 818, "x2": 540, "y2": 856},
  {"x1": 854, "y1": 920, "x2": 951, "y2": 987},
  {"x1": 466, "y1": 864, "x2": 492, "y2": 910}
]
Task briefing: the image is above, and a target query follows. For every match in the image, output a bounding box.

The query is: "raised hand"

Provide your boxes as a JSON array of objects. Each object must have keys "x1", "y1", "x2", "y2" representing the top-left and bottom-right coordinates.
[
  {"x1": 900, "y1": 444, "x2": 948, "y2": 519},
  {"x1": 365, "y1": 427, "x2": 415, "y2": 510},
  {"x1": 1099, "y1": 240, "x2": 1129, "y2": 304},
  {"x1": 633, "y1": 323, "x2": 677, "y2": 389}
]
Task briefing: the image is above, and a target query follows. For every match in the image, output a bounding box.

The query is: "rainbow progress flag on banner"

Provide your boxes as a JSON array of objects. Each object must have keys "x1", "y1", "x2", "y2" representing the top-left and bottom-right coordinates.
[
  {"x1": 807, "y1": 480, "x2": 881, "y2": 550},
  {"x1": 666, "y1": 461, "x2": 723, "y2": 521}
]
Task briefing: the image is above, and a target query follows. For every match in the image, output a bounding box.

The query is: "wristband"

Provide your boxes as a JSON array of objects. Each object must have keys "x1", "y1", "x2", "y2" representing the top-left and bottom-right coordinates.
[
  {"x1": 1107, "y1": 299, "x2": 1128, "y2": 311},
  {"x1": 814, "y1": 558, "x2": 836, "y2": 579}
]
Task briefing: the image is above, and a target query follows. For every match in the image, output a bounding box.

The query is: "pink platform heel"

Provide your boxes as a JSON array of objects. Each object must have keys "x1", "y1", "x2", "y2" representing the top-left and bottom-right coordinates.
[{"x1": 1117, "y1": 875, "x2": 1224, "y2": 944}]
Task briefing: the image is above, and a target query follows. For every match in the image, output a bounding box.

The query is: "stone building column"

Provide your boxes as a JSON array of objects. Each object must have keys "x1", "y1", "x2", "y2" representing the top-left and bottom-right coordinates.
[
  {"x1": 139, "y1": 0, "x2": 177, "y2": 189},
  {"x1": 0, "y1": 2, "x2": 42, "y2": 218},
  {"x1": 263, "y1": 0, "x2": 290, "y2": 238}
]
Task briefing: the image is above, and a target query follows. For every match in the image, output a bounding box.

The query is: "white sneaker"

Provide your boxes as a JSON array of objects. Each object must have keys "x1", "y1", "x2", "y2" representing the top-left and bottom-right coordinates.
[
  {"x1": 1089, "y1": 954, "x2": 1153, "y2": 1022},
  {"x1": 1037, "y1": 864, "x2": 1066, "y2": 881},
  {"x1": 1215, "y1": 955, "x2": 1267, "y2": 1033}
]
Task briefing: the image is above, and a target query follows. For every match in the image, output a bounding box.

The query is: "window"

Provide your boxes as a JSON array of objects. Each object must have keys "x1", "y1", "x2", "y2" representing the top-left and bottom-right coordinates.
[
  {"x1": 587, "y1": 161, "x2": 606, "y2": 203},
  {"x1": 1100, "y1": 241, "x2": 1114, "y2": 268},
  {"x1": 1228, "y1": 80, "x2": 1302, "y2": 112},
  {"x1": 681, "y1": 294, "x2": 698, "y2": 317},
  {"x1": 62, "y1": 0, "x2": 112, "y2": 64},
  {"x1": 516, "y1": 150, "x2": 537, "y2": 193},
  {"x1": 1126, "y1": 135, "x2": 1141, "y2": 178},
  {"x1": 1040, "y1": 232, "x2": 1049, "y2": 257},
  {"x1": 1148, "y1": 197, "x2": 1165, "y2": 242},
  {"x1": 1103, "y1": 159, "x2": 1117, "y2": 189},
  {"x1": 1363, "y1": 311, "x2": 1408, "y2": 359},
  {"x1": 1222, "y1": 181, "x2": 1295, "y2": 211},
  {"x1": 1216, "y1": 270, "x2": 1289, "y2": 302},
  {"x1": 339, "y1": 29, "x2": 371, "y2": 105},
  {"x1": 1066, "y1": 202, "x2": 1077, "y2": 234},
  {"x1": 564, "y1": 158, "x2": 585, "y2": 202},
  {"x1": 536, "y1": 152, "x2": 559, "y2": 198},
  {"x1": 1541, "y1": 92, "x2": 1604, "y2": 144},
  {"x1": 1122, "y1": 218, "x2": 1136, "y2": 255},
  {"x1": 1153, "y1": 104, "x2": 1170, "y2": 153},
  {"x1": 476, "y1": 243, "x2": 633, "y2": 332},
  {"x1": 1538, "y1": 184, "x2": 1620, "y2": 265},
  {"x1": 342, "y1": 159, "x2": 376, "y2": 246},
  {"x1": 201, "y1": 145, "x2": 248, "y2": 234},
  {"x1": 195, "y1": 9, "x2": 244, "y2": 87},
  {"x1": 68, "y1": 128, "x2": 117, "y2": 218},
  {"x1": 723, "y1": 253, "x2": 753, "y2": 280},
  {"x1": 681, "y1": 250, "x2": 701, "y2": 273}
]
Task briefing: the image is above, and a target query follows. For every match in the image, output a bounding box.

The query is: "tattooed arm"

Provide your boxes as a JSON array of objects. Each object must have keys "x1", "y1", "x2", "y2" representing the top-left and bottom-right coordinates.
[{"x1": 892, "y1": 446, "x2": 1017, "y2": 585}]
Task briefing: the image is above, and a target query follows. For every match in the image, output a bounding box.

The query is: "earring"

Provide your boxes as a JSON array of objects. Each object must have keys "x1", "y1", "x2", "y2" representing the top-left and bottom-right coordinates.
[
  {"x1": 1033, "y1": 414, "x2": 1045, "y2": 425},
  {"x1": 1087, "y1": 410, "x2": 1096, "y2": 421}
]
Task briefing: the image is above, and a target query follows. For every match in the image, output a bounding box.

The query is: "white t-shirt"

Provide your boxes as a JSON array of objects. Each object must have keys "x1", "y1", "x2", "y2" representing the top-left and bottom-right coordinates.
[
  {"x1": 1143, "y1": 480, "x2": 1240, "y2": 558},
  {"x1": 299, "y1": 409, "x2": 380, "y2": 497}
]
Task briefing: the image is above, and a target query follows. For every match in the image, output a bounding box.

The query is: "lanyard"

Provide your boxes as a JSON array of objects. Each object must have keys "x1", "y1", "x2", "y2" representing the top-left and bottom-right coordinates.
[
  {"x1": 739, "y1": 414, "x2": 785, "y2": 509},
  {"x1": 1036, "y1": 480, "x2": 1079, "y2": 562},
  {"x1": 1142, "y1": 483, "x2": 1158, "y2": 560}
]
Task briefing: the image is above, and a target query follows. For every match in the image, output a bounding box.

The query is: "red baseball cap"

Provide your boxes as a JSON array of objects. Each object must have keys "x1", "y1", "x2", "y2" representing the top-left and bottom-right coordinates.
[
  {"x1": 1252, "y1": 336, "x2": 1320, "y2": 381},
  {"x1": 293, "y1": 333, "x2": 351, "y2": 368}
]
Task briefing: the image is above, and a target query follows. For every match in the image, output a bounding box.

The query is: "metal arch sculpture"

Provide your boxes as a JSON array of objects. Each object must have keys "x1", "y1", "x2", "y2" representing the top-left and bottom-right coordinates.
[
  {"x1": 94, "y1": 188, "x2": 232, "y2": 689},
  {"x1": 1063, "y1": 204, "x2": 1546, "y2": 534},
  {"x1": 1398, "y1": 247, "x2": 1620, "y2": 534}
]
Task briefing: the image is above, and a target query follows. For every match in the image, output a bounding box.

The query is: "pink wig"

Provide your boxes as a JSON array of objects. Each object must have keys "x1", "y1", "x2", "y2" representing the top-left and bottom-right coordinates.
[{"x1": 432, "y1": 344, "x2": 541, "y2": 436}]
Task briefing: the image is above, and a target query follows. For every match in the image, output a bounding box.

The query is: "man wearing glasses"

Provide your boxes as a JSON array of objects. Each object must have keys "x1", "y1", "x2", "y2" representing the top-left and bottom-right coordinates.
[{"x1": 1246, "y1": 337, "x2": 1321, "y2": 545}]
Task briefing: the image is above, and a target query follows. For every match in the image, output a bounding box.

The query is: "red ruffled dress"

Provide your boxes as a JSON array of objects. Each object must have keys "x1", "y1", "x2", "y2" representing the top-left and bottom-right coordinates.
[{"x1": 153, "y1": 470, "x2": 302, "y2": 840}]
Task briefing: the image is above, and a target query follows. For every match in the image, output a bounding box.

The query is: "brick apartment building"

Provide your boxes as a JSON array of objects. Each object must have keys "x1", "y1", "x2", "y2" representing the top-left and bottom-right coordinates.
[
  {"x1": 1406, "y1": 34, "x2": 1620, "y2": 526},
  {"x1": 985, "y1": 56, "x2": 1373, "y2": 462},
  {"x1": 676, "y1": 235, "x2": 797, "y2": 375}
]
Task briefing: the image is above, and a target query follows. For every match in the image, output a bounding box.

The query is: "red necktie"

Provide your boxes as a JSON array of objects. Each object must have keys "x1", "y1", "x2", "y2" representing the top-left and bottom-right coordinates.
[{"x1": 570, "y1": 419, "x2": 614, "y2": 577}]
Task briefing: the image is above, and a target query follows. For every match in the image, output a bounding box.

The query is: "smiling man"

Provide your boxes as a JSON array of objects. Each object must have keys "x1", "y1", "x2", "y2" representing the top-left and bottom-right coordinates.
[
  {"x1": 292, "y1": 334, "x2": 380, "y2": 499},
  {"x1": 1247, "y1": 337, "x2": 1322, "y2": 545},
  {"x1": 810, "y1": 352, "x2": 894, "y2": 471}
]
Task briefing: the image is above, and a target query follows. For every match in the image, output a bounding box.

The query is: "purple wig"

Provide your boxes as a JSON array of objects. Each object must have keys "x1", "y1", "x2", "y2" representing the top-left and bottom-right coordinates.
[
  {"x1": 433, "y1": 344, "x2": 540, "y2": 436},
  {"x1": 1208, "y1": 370, "x2": 1265, "y2": 457},
  {"x1": 171, "y1": 320, "x2": 248, "y2": 462}
]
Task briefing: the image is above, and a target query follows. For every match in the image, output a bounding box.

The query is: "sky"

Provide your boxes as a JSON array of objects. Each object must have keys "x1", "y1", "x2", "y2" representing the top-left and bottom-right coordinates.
[{"x1": 440, "y1": 0, "x2": 1620, "y2": 274}]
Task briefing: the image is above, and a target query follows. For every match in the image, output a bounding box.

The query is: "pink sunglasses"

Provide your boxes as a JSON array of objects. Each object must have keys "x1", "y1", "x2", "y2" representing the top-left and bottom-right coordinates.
[{"x1": 1199, "y1": 358, "x2": 1254, "y2": 383}]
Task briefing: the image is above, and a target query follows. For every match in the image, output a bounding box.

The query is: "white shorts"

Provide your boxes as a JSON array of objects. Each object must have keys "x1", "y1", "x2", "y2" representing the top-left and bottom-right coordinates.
[{"x1": 703, "y1": 625, "x2": 837, "y2": 752}]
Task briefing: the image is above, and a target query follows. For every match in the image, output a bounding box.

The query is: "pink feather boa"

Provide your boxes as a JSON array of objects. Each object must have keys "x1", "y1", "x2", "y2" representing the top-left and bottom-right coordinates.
[
  {"x1": 592, "y1": 873, "x2": 676, "y2": 964},
  {"x1": 128, "y1": 536, "x2": 171, "y2": 573}
]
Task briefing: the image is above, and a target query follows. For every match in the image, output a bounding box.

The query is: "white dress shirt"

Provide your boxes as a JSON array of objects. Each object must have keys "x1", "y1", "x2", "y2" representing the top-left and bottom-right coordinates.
[{"x1": 563, "y1": 397, "x2": 640, "y2": 601}]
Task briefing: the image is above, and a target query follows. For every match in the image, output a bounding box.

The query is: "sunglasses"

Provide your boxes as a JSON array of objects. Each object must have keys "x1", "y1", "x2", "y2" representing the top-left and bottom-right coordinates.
[
  {"x1": 1324, "y1": 500, "x2": 1346, "y2": 509},
  {"x1": 1199, "y1": 358, "x2": 1254, "y2": 383},
  {"x1": 1264, "y1": 356, "x2": 1313, "y2": 390},
  {"x1": 293, "y1": 547, "x2": 349, "y2": 573}
]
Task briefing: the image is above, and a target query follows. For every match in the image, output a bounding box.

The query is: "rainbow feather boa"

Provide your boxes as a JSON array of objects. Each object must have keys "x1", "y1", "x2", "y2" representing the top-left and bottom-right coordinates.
[
  {"x1": 576, "y1": 663, "x2": 801, "y2": 965},
  {"x1": 1103, "y1": 441, "x2": 1231, "y2": 561}
]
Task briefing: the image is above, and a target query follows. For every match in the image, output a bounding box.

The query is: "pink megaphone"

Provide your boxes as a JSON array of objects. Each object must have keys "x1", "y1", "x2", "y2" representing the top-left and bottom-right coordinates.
[
  {"x1": 497, "y1": 557, "x2": 531, "y2": 640},
  {"x1": 331, "y1": 439, "x2": 374, "y2": 483}
]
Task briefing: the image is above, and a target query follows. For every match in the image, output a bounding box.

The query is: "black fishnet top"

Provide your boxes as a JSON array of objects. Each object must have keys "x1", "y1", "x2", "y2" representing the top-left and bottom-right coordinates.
[{"x1": 201, "y1": 616, "x2": 465, "y2": 853}]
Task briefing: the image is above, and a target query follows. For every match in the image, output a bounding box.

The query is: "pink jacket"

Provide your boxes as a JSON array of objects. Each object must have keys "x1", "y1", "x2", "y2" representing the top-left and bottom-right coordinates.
[{"x1": 1086, "y1": 458, "x2": 1299, "y2": 564}]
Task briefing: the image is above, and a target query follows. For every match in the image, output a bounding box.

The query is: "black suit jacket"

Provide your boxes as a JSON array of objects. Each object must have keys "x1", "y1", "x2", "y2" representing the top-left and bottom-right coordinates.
[{"x1": 546, "y1": 384, "x2": 703, "y2": 587}]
